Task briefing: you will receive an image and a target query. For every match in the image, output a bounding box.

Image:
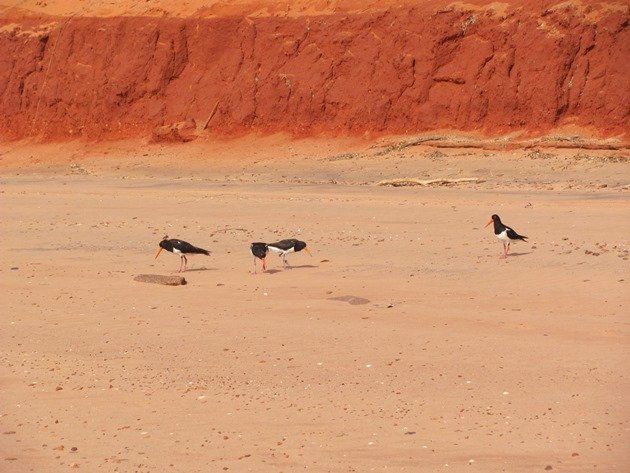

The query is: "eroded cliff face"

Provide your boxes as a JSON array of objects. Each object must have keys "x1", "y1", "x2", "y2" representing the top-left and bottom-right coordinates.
[{"x1": 0, "y1": 2, "x2": 628, "y2": 140}]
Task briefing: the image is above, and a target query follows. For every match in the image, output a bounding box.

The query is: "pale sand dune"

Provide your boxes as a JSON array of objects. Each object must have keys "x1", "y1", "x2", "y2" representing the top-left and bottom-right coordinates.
[{"x1": 0, "y1": 139, "x2": 628, "y2": 472}]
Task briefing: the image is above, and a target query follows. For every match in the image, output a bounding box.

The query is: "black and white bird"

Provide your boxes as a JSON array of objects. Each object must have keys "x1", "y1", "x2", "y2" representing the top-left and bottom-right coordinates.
[
  {"x1": 250, "y1": 242, "x2": 269, "y2": 274},
  {"x1": 155, "y1": 236, "x2": 210, "y2": 272},
  {"x1": 267, "y1": 239, "x2": 311, "y2": 267},
  {"x1": 485, "y1": 214, "x2": 528, "y2": 258}
]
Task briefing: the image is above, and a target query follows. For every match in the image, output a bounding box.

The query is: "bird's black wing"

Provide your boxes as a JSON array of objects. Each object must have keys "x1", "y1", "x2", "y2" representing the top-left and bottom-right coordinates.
[
  {"x1": 268, "y1": 239, "x2": 297, "y2": 251},
  {"x1": 505, "y1": 227, "x2": 527, "y2": 241},
  {"x1": 173, "y1": 239, "x2": 210, "y2": 255}
]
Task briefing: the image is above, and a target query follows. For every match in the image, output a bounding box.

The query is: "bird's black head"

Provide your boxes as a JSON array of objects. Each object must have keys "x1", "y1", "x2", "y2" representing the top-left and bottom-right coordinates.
[
  {"x1": 250, "y1": 242, "x2": 269, "y2": 259},
  {"x1": 159, "y1": 239, "x2": 173, "y2": 251},
  {"x1": 486, "y1": 214, "x2": 501, "y2": 228},
  {"x1": 293, "y1": 240, "x2": 311, "y2": 256},
  {"x1": 156, "y1": 236, "x2": 173, "y2": 259}
]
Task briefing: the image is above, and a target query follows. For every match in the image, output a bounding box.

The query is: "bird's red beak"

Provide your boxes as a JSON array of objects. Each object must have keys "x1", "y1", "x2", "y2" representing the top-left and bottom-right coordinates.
[
  {"x1": 155, "y1": 247, "x2": 163, "y2": 259},
  {"x1": 485, "y1": 218, "x2": 493, "y2": 228},
  {"x1": 304, "y1": 246, "x2": 312, "y2": 256}
]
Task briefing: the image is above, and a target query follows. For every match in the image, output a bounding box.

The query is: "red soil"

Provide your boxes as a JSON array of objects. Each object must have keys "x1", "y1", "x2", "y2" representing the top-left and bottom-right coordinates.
[{"x1": 0, "y1": 0, "x2": 628, "y2": 141}]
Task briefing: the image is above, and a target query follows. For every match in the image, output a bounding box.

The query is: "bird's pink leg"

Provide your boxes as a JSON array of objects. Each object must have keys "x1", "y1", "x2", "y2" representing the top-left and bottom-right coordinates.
[
  {"x1": 499, "y1": 242, "x2": 507, "y2": 259},
  {"x1": 252, "y1": 257, "x2": 257, "y2": 275}
]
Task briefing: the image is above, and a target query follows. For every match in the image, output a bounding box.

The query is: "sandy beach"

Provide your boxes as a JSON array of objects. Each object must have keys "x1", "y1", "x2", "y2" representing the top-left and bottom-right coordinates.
[
  {"x1": 1, "y1": 138, "x2": 628, "y2": 472},
  {"x1": 2, "y1": 0, "x2": 629, "y2": 469}
]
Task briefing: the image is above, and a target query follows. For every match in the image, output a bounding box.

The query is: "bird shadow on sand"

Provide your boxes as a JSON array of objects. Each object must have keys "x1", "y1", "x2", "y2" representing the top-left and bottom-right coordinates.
[
  {"x1": 507, "y1": 252, "x2": 532, "y2": 257},
  {"x1": 259, "y1": 265, "x2": 319, "y2": 275},
  {"x1": 181, "y1": 267, "x2": 217, "y2": 272}
]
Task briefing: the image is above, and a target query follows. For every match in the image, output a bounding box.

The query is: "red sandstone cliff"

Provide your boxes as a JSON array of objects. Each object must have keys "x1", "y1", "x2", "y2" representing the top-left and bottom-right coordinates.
[{"x1": 0, "y1": 1, "x2": 628, "y2": 141}]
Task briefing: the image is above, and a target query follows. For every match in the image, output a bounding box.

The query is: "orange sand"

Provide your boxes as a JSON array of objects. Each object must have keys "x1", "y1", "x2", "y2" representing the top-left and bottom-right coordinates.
[{"x1": 1, "y1": 137, "x2": 629, "y2": 472}]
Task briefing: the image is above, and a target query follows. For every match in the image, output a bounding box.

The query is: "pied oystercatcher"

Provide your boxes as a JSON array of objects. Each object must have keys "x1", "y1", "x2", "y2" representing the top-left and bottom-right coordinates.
[
  {"x1": 485, "y1": 214, "x2": 528, "y2": 258},
  {"x1": 250, "y1": 242, "x2": 269, "y2": 274},
  {"x1": 267, "y1": 239, "x2": 311, "y2": 267},
  {"x1": 155, "y1": 236, "x2": 210, "y2": 272}
]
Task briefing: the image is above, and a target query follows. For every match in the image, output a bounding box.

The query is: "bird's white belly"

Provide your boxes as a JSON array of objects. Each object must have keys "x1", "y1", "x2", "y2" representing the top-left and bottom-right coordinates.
[
  {"x1": 496, "y1": 230, "x2": 511, "y2": 243},
  {"x1": 269, "y1": 247, "x2": 294, "y2": 255}
]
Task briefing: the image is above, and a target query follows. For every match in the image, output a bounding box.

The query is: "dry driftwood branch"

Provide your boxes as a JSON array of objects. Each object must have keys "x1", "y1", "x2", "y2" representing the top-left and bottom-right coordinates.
[
  {"x1": 203, "y1": 101, "x2": 220, "y2": 130},
  {"x1": 376, "y1": 177, "x2": 482, "y2": 187},
  {"x1": 377, "y1": 177, "x2": 482, "y2": 187},
  {"x1": 374, "y1": 136, "x2": 446, "y2": 155},
  {"x1": 134, "y1": 274, "x2": 187, "y2": 286}
]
